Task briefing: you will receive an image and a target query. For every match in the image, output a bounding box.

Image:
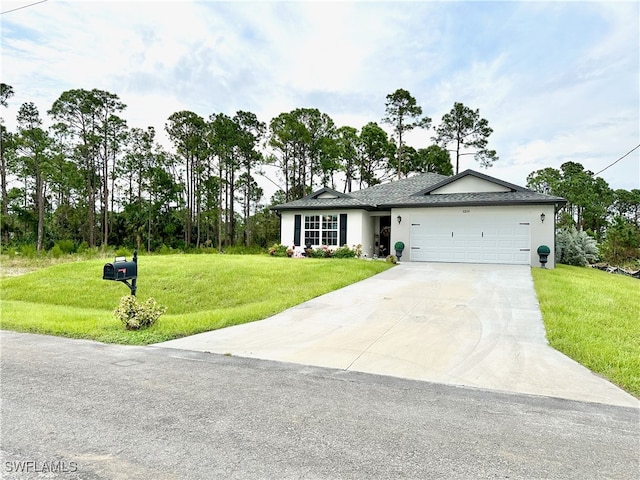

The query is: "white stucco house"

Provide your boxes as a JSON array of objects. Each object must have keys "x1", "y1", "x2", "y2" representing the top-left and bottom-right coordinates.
[{"x1": 271, "y1": 169, "x2": 567, "y2": 268}]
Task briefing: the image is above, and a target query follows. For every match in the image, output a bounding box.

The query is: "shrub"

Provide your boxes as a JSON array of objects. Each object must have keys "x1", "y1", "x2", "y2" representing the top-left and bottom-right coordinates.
[
  {"x1": 55, "y1": 239, "x2": 75, "y2": 254},
  {"x1": 307, "y1": 247, "x2": 327, "y2": 258},
  {"x1": 114, "y1": 295, "x2": 167, "y2": 330},
  {"x1": 600, "y1": 216, "x2": 640, "y2": 266},
  {"x1": 333, "y1": 245, "x2": 356, "y2": 258},
  {"x1": 556, "y1": 227, "x2": 599, "y2": 266},
  {"x1": 225, "y1": 245, "x2": 264, "y2": 255},
  {"x1": 19, "y1": 244, "x2": 37, "y2": 258},
  {"x1": 268, "y1": 244, "x2": 289, "y2": 257},
  {"x1": 386, "y1": 255, "x2": 397, "y2": 264},
  {"x1": 115, "y1": 247, "x2": 132, "y2": 258},
  {"x1": 50, "y1": 245, "x2": 63, "y2": 259},
  {"x1": 155, "y1": 244, "x2": 176, "y2": 255}
]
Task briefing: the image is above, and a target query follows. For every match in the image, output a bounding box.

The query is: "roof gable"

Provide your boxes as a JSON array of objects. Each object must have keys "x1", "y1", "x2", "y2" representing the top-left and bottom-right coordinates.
[
  {"x1": 414, "y1": 170, "x2": 528, "y2": 196},
  {"x1": 309, "y1": 187, "x2": 352, "y2": 200}
]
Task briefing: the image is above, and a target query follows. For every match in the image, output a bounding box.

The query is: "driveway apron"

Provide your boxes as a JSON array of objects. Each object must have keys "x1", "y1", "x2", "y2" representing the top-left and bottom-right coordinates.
[{"x1": 156, "y1": 262, "x2": 638, "y2": 408}]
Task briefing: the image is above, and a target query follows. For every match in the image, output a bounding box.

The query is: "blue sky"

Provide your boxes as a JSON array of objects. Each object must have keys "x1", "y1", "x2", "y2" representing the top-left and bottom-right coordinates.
[{"x1": 1, "y1": 0, "x2": 638, "y2": 196}]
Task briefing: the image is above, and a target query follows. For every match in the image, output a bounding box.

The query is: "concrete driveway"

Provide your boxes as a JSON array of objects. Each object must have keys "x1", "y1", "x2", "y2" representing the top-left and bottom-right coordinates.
[{"x1": 156, "y1": 262, "x2": 638, "y2": 408}]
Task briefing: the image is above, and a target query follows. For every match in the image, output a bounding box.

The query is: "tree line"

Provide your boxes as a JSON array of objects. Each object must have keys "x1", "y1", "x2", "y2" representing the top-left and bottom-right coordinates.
[
  {"x1": 1, "y1": 85, "x2": 501, "y2": 252},
  {"x1": 527, "y1": 162, "x2": 640, "y2": 264},
  {"x1": 3, "y1": 82, "x2": 635, "y2": 264}
]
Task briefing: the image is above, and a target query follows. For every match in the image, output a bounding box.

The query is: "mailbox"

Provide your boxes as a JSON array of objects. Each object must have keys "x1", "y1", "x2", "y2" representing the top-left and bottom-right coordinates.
[
  {"x1": 103, "y1": 251, "x2": 138, "y2": 296},
  {"x1": 103, "y1": 261, "x2": 137, "y2": 281}
]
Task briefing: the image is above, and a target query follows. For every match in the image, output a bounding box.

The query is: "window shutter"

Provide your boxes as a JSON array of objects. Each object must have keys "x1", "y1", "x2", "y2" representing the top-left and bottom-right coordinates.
[
  {"x1": 294, "y1": 215, "x2": 301, "y2": 246},
  {"x1": 339, "y1": 214, "x2": 347, "y2": 246}
]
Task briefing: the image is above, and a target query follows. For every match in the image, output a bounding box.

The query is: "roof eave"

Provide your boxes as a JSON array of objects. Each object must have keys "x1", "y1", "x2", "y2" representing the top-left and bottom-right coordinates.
[
  {"x1": 271, "y1": 204, "x2": 377, "y2": 212},
  {"x1": 381, "y1": 198, "x2": 567, "y2": 209}
]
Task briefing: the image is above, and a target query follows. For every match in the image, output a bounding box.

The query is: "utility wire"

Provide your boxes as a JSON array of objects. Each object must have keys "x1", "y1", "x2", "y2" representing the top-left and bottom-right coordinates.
[
  {"x1": 593, "y1": 144, "x2": 640, "y2": 176},
  {"x1": 1, "y1": 0, "x2": 48, "y2": 15}
]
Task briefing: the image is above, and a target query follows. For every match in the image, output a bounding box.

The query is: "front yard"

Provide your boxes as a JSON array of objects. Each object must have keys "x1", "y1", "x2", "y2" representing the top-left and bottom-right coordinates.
[
  {"x1": 0, "y1": 254, "x2": 391, "y2": 345},
  {"x1": 1, "y1": 255, "x2": 637, "y2": 397},
  {"x1": 532, "y1": 265, "x2": 639, "y2": 397}
]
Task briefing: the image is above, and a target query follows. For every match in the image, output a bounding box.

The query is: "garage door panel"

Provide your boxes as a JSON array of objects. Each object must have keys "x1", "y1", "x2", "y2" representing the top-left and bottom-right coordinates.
[{"x1": 410, "y1": 213, "x2": 531, "y2": 265}]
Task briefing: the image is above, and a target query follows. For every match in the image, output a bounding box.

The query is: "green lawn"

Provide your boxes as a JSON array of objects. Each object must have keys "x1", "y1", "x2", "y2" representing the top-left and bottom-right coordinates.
[
  {"x1": 0, "y1": 254, "x2": 391, "y2": 345},
  {"x1": 2, "y1": 256, "x2": 638, "y2": 397},
  {"x1": 532, "y1": 265, "x2": 640, "y2": 398}
]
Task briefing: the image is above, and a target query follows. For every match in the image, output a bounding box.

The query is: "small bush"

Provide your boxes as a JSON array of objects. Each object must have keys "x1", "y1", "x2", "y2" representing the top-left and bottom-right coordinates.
[
  {"x1": 333, "y1": 245, "x2": 356, "y2": 258},
  {"x1": 386, "y1": 255, "x2": 397, "y2": 264},
  {"x1": 155, "y1": 244, "x2": 179, "y2": 255},
  {"x1": 268, "y1": 244, "x2": 289, "y2": 257},
  {"x1": 115, "y1": 247, "x2": 132, "y2": 258},
  {"x1": 19, "y1": 245, "x2": 37, "y2": 258},
  {"x1": 55, "y1": 239, "x2": 75, "y2": 254},
  {"x1": 556, "y1": 227, "x2": 599, "y2": 266},
  {"x1": 50, "y1": 245, "x2": 63, "y2": 259},
  {"x1": 114, "y1": 295, "x2": 167, "y2": 330},
  {"x1": 307, "y1": 247, "x2": 326, "y2": 258},
  {"x1": 225, "y1": 245, "x2": 265, "y2": 255}
]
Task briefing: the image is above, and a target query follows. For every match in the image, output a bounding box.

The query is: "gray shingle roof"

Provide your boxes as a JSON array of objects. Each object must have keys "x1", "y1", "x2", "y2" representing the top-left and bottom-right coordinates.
[
  {"x1": 385, "y1": 190, "x2": 566, "y2": 207},
  {"x1": 271, "y1": 170, "x2": 566, "y2": 211}
]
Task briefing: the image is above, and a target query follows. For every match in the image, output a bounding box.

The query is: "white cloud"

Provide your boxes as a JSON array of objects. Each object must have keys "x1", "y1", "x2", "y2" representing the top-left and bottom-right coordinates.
[{"x1": 1, "y1": 0, "x2": 638, "y2": 195}]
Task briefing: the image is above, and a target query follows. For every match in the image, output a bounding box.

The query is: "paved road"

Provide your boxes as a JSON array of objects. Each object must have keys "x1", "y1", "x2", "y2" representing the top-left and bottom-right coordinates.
[
  {"x1": 158, "y1": 263, "x2": 638, "y2": 407},
  {"x1": 1, "y1": 331, "x2": 638, "y2": 479}
]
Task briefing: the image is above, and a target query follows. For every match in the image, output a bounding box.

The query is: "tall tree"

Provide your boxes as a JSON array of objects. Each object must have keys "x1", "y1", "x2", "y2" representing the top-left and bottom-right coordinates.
[
  {"x1": 15, "y1": 102, "x2": 54, "y2": 250},
  {"x1": 49, "y1": 89, "x2": 100, "y2": 247},
  {"x1": 93, "y1": 89, "x2": 126, "y2": 246},
  {"x1": 335, "y1": 126, "x2": 359, "y2": 192},
  {"x1": 407, "y1": 145, "x2": 454, "y2": 176},
  {"x1": 49, "y1": 89, "x2": 126, "y2": 247},
  {"x1": 611, "y1": 189, "x2": 640, "y2": 227},
  {"x1": 382, "y1": 89, "x2": 431, "y2": 179},
  {"x1": 527, "y1": 162, "x2": 614, "y2": 237},
  {"x1": 433, "y1": 102, "x2": 497, "y2": 174},
  {"x1": 234, "y1": 111, "x2": 265, "y2": 246},
  {"x1": 357, "y1": 122, "x2": 395, "y2": 188},
  {"x1": 165, "y1": 110, "x2": 207, "y2": 246},
  {"x1": 1, "y1": 83, "x2": 15, "y2": 245},
  {"x1": 208, "y1": 112, "x2": 238, "y2": 249}
]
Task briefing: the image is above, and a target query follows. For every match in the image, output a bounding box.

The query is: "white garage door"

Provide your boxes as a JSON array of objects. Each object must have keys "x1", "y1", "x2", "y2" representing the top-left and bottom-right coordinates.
[{"x1": 410, "y1": 213, "x2": 531, "y2": 264}]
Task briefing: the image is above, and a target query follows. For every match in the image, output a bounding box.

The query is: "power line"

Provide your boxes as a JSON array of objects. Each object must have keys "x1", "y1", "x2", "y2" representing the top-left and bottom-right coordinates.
[
  {"x1": 1, "y1": 0, "x2": 48, "y2": 15},
  {"x1": 593, "y1": 144, "x2": 640, "y2": 176}
]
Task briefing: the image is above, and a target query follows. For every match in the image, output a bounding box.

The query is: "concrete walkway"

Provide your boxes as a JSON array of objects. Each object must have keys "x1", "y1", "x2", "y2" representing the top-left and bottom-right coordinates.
[{"x1": 156, "y1": 262, "x2": 639, "y2": 408}]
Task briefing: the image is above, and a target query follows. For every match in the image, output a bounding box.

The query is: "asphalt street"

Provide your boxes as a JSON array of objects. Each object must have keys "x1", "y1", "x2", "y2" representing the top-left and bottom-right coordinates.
[{"x1": 1, "y1": 331, "x2": 638, "y2": 480}]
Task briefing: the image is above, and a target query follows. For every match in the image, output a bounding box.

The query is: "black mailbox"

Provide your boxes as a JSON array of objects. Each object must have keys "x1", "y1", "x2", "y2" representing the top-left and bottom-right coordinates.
[
  {"x1": 103, "y1": 251, "x2": 138, "y2": 295},
  {"x1": 103, "y1": 261, "x2": 137, "y2": 281}
]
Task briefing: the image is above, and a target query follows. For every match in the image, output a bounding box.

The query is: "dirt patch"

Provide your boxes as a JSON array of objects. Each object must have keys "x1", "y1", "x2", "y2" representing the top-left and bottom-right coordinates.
[{"x1": 0, "y1": 266, "x2": 34, "y2": 277}]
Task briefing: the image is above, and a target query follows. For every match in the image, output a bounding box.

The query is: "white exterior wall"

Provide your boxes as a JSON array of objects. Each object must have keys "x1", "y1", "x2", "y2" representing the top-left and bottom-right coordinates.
[
  {"x1": 279, "y1": 210, "x2": 372, "y2": 254},
  {"x1": 360, "y1": 213, "x2": 376, "y2": 258},
  {"x1": 431, "y1": 176, "x2": 511, "y2": 194},
  {"x1": 390, "y1": 205, "x2": 558, "y2": 268}
]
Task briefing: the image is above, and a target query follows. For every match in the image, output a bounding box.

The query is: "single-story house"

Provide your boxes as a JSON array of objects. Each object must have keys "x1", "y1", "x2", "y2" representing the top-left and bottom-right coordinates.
[{"x1": 271, "y1": 169, "x2": 567, "y2": 268}]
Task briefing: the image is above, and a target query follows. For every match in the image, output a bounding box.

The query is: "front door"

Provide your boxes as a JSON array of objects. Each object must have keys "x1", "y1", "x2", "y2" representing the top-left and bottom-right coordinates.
[{"x1": 379, "y1": 216, "x2": 391, "y2": 257}]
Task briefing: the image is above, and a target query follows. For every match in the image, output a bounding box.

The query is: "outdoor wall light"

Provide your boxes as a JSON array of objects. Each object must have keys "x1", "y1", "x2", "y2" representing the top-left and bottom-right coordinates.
[
  {"x1": 397, "y1": 215, "x2": 402, "y2": 224},
  {"x1": 540, "y1": 213, "x2": 546, "y2": 223}
]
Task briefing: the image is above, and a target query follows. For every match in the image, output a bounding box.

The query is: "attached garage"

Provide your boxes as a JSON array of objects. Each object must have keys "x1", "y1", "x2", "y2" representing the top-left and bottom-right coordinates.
[{"x1": 409, "y1": 211, "x2": 531, "y2": 264}]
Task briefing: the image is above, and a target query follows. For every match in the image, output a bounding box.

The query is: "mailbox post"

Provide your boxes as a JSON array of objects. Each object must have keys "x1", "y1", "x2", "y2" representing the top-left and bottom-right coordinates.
[{"x1": 103, "y1": 250, "x2": 138, "y2": 295}]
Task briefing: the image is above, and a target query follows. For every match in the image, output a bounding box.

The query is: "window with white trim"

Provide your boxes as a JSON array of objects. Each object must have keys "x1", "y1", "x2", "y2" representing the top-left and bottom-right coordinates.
[{"x1": 304, "y1": 214, "x2": 338, "y2": 246}]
